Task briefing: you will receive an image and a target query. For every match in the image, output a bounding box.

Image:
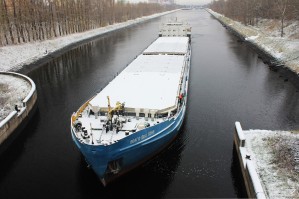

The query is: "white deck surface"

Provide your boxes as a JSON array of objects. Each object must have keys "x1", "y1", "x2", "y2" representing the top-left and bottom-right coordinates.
[
  {"x1": 143, "y1": 37, "x2": 189, "y2": 54},
  {"x1": 77, "y1": 114, "x2": 166, "y2": 145},
  {"x1": 90, "y1": 54, "x2": 186, "y2": 110}
]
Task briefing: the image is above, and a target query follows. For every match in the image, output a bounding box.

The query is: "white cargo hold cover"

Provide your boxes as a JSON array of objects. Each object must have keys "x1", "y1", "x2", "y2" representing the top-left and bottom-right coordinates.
[
  {"x1": 89, "y1": 36, "x2": 190, "y2": 112},
  {"x1": 89, "y1": 54, "x2": 185, "y2": 111},
  {"x1": 143, "y1": 37, "x2": 189, "y2": 55}
]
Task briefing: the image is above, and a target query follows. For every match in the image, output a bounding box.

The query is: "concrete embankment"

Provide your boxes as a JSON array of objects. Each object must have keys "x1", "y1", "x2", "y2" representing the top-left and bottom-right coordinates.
[
  {"x1": 0, "y1": 72, "x2": 37, "y2": 154},
  {"x1": 207, "y1": 9, "x2": 299, "y2": 78},
  {"x1": 234, "y1": 122, "x2": 266, "y2": 199},
  {"x1": 234, "y1": 122, "x2": 299, "y2": 199}
]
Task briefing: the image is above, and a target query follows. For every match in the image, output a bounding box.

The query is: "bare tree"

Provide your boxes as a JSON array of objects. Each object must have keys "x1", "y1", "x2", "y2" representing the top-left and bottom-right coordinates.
[
  {"x1": 0, "y1": 0, "x2": 175, "y2": 47},
  {"x1": 275, "y1": 0, "x2": 289, "y2": 37},
  {"x1": 210, "y1": 0, "x2": 298, "y2": 37}
]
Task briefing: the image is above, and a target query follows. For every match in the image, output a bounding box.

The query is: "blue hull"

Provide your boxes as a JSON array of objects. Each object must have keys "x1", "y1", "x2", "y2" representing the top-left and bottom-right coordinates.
[{"x1": 71, "y1": 104, "x2": 186, "y2": 185}]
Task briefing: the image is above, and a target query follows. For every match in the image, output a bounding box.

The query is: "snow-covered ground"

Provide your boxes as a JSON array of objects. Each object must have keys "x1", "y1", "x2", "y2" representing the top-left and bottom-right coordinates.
[
  {"x1": 208, "y1": 9, "x2": 299, "y2": 74},
  {"x1": 244, "y1": 130, "x2": 299, "y2": 199},
  {"x1": 256, "y1": 19, "x2": 299, "y2": 39},
  {"x1": 0, "y1": 10, "x2": 177, "y2": 72},
  {"x1": 0, "y1": 74, "x2": 31, "y2": 121}
]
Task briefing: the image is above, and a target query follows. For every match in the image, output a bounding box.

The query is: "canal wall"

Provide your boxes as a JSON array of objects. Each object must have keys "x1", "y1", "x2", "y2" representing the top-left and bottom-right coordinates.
[
  {"x1": 206, "y1": 9, "x2": 299, "y2": 78},
  {"x1": 0, "y1": 72, "x2": 37, "y2": 154},
  {"x1": 234, "y1": 122, "x2": 267, "y2": 199}
]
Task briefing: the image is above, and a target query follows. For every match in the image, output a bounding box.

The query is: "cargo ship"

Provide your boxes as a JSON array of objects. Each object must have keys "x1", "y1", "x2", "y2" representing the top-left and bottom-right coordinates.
[{"x1": 71, "y1": 21, "x2": 191, "y2": 186}]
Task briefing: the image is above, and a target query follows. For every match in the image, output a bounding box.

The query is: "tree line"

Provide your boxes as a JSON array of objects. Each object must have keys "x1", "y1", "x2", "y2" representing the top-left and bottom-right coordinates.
[
  {"x1": 209, "y1": 0, "x2": 299, "y2": 37},
  {"x1": 0, "y1": 0, "x2": 175, "y2": 46}
]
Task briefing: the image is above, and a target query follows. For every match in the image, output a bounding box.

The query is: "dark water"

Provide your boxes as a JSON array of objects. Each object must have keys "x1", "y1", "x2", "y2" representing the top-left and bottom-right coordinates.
[{"x1": 1, "y1": 10, "x2": 299, "y2": 198}]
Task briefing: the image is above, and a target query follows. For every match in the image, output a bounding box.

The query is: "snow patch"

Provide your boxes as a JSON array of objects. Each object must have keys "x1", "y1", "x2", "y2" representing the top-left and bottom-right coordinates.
[
  {"x1": 0, "y1": 74, "x2": 31, "y2": 121},
  {"x1": 245, "y1": 35, "x2": 259, "y2": 41},
  {"x1": 244, "y1": 130, "x2": 299, "y2": 199}
]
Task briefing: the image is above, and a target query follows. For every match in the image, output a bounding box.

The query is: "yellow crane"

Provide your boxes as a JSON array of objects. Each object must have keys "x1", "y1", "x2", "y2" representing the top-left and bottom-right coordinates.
[{"x1": 107, "y1": 96, "x2": 124, "y2": 121}]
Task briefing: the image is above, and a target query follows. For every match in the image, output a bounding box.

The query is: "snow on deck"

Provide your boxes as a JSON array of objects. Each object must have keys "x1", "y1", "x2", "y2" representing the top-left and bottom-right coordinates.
[
  {"x1": 143, "y1": 37, "x2": 189, "y2": 55},
  {"x1": 90, "y1": 54, "x2": 185, "y2": 110},
  {"x1": 77, "y1": 114, "x2": 166, "y2": 145}
]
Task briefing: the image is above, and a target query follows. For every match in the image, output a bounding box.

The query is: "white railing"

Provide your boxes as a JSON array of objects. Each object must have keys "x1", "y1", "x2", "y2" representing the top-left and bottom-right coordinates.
[{"x1": 234, "y1": 121, "x2": 267, "y2": 199}]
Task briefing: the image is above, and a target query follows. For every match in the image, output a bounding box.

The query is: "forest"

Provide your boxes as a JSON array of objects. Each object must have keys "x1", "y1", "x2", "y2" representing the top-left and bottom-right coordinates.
[
  {"x1": 0, "y1": 0, "x2": 175, "y2": 46},
  {"x1": 209, "y1": 0, "x2": 299, "y2": 37}
]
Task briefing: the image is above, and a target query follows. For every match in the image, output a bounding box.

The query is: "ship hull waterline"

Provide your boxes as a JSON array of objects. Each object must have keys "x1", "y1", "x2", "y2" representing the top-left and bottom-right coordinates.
[{"x1": 71, "y1": 97, "x2": 188, "y2": 186}]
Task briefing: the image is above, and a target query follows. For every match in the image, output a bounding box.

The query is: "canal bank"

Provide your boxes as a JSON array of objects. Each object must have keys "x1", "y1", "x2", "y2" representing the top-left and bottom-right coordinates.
[
  {"x1": 0, "y1": 10, "x2": 178, "y2": 73},
  {"x1": 207, "y1": 9, "x2": 299, "y2": 79},
  {"x1": 234, "y1": 122, "x2": 299, "y2": 199}
]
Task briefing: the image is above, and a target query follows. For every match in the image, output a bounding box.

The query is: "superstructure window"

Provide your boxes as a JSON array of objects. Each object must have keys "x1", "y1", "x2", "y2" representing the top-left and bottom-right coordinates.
[
  {"x1": 139, "y1": 113, "x2": 145, "y2": 117},
  {"x1": 127, "y1": 112, "x2": 136, "y2": 117}
]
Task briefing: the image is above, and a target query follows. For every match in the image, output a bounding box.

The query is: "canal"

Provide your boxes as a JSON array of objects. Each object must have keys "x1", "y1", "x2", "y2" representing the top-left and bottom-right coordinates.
[{"x1": 1, "y1": 10, "x2": 298, "y2": 198}]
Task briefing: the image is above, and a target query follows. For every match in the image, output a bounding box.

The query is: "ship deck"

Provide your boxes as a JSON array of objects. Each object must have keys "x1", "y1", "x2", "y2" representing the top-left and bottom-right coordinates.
[
  {"x1": 75, "y1": 111, "x2": 167, "y2": 145},
  {"x1": 143, "y1": 37, "x2": 189, "y2": 55},
  {"x1": 73, "y1": 36, "x2": 191, "y2": 146}
]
